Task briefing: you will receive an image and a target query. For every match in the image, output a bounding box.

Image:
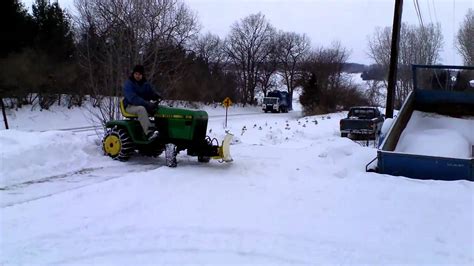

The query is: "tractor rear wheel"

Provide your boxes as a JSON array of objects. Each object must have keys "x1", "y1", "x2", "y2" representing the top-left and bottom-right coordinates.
[
  {"x1": 165, "y1": 143, "x2": 178, "y2": 167},
  {"x1": 102, "y1": 127, "x2": 134, "y2": 161}
]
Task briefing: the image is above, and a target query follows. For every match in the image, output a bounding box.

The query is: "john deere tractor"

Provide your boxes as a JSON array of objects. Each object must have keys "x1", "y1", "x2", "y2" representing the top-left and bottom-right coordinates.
[{"x1": 102, "y1": 100, "x2": 233, "y2": 167}]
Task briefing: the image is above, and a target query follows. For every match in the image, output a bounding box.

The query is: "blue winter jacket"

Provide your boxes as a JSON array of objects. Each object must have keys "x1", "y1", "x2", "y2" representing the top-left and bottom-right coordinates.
[{"x1": 123, "y1": 77, "x2": 161, "y2": 107}]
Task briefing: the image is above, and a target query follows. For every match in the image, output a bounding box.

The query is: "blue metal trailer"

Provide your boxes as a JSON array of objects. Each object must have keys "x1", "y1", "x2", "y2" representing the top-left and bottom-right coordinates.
[{"x1": 371, "y1": 65, "x2": 474, "y2": 181}]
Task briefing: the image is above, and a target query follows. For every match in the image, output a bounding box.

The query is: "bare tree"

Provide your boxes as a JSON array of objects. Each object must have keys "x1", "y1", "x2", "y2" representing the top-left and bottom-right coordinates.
[
  {"x1": 225, "y1": 12, "x2": 276, "y2": 104},
  {"x1": 257, "y1": 47, "x2": 279, "y2": 99},
  {"x1": 300, "y1": 42, "x2": 367, "y2": 115},
  {"x1": 367, "y1": 23, "x2": 443, "y2": 108},
  {"x1": 457, "y1": 9, "x2": 474, "y2": 66},
  {"x1": 365, "y1": 80, "x2": 385, "y2": 106},
  {"x1": 192, "y1": 32, "x2": 226, "y2": 70},
  {"x1": 276, "y1": 31, "x2": 310, "y2": 108},
  {"x1": 74, "y1": 0, "x2": 199, "y2": 125}
]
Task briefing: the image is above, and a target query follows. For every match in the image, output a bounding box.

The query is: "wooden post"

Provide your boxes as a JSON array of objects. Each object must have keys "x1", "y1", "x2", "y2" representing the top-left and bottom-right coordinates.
[
  {"x1": 222, "y1": 97, "x2": 232, "y2": 128},
  {"x1": 386, "y1": 0, "x2": 404, "y2": 118},
  {"x1": 1, "y1": 97, "x2": 9, "y2": 129},
  {"x1": 225, "y1": 106, "x2": 228, "y2": 128}
]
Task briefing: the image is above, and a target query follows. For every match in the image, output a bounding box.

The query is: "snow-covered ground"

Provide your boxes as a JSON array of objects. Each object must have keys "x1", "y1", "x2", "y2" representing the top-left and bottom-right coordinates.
[{"x1": 1, "y1": 99, "x2": 473, "y2": 265}]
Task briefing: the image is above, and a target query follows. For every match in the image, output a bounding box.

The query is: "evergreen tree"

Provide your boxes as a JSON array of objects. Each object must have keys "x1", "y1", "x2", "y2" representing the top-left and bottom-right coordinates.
[
  {"x1": 28, "y1": 0, "x2": 78, "y2": 109},
  {"x1": 0, "y1": 0, "x2": 35, "y2": 57},
  {"x1": 299, "y1": 73, "x2": 320, "y2": 114},
  {"x1": 32, "y1": 0, "x2": 75, "y2": 62}
]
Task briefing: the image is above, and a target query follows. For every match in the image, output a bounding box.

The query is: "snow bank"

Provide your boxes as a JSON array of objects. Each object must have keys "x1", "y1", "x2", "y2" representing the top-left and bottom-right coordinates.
[
  {"x1": 5, "y1": 101, "x2": 263, "y2": 131},
  {"x1": 5, "y1": 104, "x2": 94, "y2": 131},
  {"x1": 395, "y1": 111, "x2": 474, "y2": 158},
  {"x1": 0, "y1": 130, "x2": 107, "y2": 187}
]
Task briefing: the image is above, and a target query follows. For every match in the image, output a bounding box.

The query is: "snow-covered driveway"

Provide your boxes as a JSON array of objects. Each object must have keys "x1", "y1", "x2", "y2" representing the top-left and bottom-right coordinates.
[{"x1": 1, "y1": 107, "x2": 473, "y2": 264}]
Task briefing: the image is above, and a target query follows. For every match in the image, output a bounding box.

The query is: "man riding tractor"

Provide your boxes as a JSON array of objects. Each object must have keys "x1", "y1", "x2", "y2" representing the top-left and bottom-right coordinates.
[
  {"x1": 123, "y1": 65, "x2": 161, "y2": 141},
  {"x1": 102, "y1": 65, "x2": 233, "y2": 167}
]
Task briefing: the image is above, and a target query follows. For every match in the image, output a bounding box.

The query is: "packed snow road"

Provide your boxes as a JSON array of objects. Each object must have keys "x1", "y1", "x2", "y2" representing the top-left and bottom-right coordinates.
[
  {"x1": 1, "y1": 105, "x2": 473, "y2": 265},
  {"x1": 0, "y1": 108, "x2": 298, "y2": 207}
]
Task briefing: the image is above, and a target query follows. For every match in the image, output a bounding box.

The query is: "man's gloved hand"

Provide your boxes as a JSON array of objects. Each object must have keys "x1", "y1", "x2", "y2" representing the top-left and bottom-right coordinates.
[{"x1": 145, "y1": 101, "x2": 158, "y2": 114}]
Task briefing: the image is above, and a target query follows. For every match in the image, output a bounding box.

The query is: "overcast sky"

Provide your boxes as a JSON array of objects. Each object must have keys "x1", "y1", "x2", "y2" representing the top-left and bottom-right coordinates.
[{"x1": 22, "y1": 0, "x2": 473, "y2": 65}]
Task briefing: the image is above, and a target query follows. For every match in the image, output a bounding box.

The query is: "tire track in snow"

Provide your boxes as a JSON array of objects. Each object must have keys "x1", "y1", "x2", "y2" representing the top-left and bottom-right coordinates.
[
  {"x1": 10, "y1": 227, "x2": 352, "y2": 264},
  {"x1": 0, "y1": 167, "x2": 104, "y2": 190},
  {"x1": 1, "y1": 164, "x2": 161, "y2": 208},
  {"x1": 1, "y1": 174, "x2": 123, "y2": 208}
]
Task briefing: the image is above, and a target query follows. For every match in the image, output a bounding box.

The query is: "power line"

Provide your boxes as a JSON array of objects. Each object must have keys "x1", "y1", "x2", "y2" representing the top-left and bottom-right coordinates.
[
  {"x1": 416, "y1": 0, "x2": 425, "y2": 27},
  {"x1": 414, "y1": 0, "x2": 444, "y2": 87},
  {"x1": 431, "y1": 0, "x2": 439, "y2": 23},
  {"x1": 426, "y1": 0, "x2": 433, "y2": 24},
  {"x1": 413, "y1": 0, "x2": 425, "y2": 29}
]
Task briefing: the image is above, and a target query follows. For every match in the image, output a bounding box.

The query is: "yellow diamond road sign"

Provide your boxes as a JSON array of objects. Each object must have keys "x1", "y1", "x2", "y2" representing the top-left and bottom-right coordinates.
[{"x1": 223, "y1": 97, "x2": 232, "y2": 108}]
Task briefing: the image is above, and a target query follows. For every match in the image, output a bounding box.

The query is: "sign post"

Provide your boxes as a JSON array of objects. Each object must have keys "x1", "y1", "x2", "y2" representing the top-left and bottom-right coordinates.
[{"x1": 222, "y1": 97, "x2": 232, "y2": 128}]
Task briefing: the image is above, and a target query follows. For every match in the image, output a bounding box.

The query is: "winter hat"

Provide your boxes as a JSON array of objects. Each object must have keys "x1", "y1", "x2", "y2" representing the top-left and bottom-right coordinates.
[{"x1": 132, "y1": 64, "x2": 145, "y2": 75}]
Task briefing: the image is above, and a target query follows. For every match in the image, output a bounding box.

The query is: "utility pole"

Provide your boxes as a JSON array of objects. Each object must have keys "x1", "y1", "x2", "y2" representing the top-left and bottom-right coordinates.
[{"x1": 386, "y1": 0, "x2": 403, "y2": 118}]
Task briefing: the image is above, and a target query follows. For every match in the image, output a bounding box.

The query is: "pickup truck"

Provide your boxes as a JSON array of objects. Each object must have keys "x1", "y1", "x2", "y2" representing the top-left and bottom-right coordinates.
[{"x1": 340, "y1": 106, "x2": 384, "y2": 138}]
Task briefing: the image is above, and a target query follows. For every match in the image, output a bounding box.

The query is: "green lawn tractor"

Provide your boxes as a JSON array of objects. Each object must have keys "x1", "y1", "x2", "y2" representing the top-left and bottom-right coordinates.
[{"x1": 102, "y1": 100, "x2": 233, "y2": 167}]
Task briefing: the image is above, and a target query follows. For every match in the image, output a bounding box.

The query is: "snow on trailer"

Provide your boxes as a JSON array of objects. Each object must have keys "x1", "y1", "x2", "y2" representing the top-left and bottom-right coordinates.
[{"x1": 372, "y1": 65, "x2": 474, "y2": 181}]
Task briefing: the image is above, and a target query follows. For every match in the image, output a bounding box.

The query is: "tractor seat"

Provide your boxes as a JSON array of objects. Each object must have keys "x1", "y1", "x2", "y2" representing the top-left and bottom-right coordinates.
[{"x1": 120, "y1": 99, "x2": 138, "y2": 118}]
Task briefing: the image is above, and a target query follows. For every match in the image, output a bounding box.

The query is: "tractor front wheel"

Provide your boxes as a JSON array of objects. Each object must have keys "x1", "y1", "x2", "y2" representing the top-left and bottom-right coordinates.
[{"x1": 102, "y1": 127, "x2": 134, "y2": 161}]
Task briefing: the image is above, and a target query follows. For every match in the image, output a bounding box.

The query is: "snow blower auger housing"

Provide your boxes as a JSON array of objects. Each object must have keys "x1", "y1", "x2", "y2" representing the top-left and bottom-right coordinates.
[{"x1": 102, "y1": 99, "x2": 233, "y2": 167}]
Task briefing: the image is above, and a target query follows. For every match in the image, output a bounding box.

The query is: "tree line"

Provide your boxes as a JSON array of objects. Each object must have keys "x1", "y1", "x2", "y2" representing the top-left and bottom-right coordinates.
[{"x1": 1, "y1": 0, "x2": 473, "y2": 119}]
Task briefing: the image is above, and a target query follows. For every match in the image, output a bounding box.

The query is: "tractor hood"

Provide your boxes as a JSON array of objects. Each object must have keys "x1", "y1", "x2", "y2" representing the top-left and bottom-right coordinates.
[{"x1": 154, "y1": 106, "x2": 208, "y2": 121}]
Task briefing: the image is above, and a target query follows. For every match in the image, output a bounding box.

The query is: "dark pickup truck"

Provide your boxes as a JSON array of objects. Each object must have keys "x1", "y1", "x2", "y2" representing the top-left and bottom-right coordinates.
[{"x1": 340, "y1": 106, "x2": 384, "y2": 138}]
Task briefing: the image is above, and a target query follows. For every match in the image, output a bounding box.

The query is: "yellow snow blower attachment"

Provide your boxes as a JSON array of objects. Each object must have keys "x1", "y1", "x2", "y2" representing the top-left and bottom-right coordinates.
[{"x1": 213, "y1": 133, "x2": 234, "y2": 162}]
